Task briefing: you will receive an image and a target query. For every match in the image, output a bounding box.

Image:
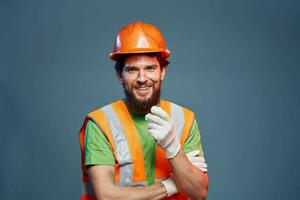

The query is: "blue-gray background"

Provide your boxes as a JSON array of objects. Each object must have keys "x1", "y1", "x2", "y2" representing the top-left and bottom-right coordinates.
[{"x1": 1, "y1": 0, "x2": 299, "y2": 199}]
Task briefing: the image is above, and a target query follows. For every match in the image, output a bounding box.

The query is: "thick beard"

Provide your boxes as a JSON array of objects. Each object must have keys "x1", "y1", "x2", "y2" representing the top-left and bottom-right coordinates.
[{"x1": 123, "y1": 83, "x2": 161, "y2": 114}]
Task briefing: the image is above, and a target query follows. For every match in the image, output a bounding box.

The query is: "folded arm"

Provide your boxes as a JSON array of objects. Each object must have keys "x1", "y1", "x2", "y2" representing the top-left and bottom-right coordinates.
[{"x1": 87, "y1": 165, "x2": 167, "y2": 200}]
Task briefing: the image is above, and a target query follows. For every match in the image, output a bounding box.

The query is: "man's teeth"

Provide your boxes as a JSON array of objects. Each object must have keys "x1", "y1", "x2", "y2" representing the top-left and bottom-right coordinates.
[{"x1": 137, "y1": 87, "x2": 149, "y2": 90}]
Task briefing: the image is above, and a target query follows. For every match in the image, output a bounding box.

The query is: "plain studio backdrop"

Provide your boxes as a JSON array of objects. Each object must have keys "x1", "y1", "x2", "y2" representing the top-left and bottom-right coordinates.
[{"x1": 0, "y1": 0, "x2": 299, "y2": 199}]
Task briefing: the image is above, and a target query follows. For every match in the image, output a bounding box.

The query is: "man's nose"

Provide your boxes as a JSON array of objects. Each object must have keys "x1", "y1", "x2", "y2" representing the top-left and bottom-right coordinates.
[{"x1": 137, "y1": 70, "x2": 147, "y2": 83}]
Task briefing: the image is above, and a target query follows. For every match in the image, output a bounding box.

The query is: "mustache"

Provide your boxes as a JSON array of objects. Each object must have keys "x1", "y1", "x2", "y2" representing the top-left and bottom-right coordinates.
[{"x1": 133, "y1": 80, "x2": 157, "y2": 88}]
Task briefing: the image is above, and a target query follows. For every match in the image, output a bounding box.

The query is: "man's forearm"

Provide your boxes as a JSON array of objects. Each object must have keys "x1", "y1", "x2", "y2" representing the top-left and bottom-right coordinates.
[
  {"x1": 88, "y1": 165, "x2": 168, "y2": 200},
  {"x1": 93, "y1": 182, "x2": 167, "y2": 200},
  {"x1": 169, "y1": 149, "x2": 209, "y2": 199}
]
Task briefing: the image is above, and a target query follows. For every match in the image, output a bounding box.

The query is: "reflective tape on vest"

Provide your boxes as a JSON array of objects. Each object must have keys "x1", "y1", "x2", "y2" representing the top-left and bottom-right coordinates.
[
  {"x1": 101, "y1": 104, "x2": 134, "y2": 186},
  {"x1": 170, "y1": 103, "x2": 185, "y2": 139}
]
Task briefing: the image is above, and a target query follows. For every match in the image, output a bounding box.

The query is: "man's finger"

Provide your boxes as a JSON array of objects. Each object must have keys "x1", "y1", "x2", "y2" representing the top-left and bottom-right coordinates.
[
  {"x1": 191, "y1": 158, "x2": 207, "y2": 167},
  {"x1": 150, "y1": 106, "x2": 170, "y2": 121},
  {"x1": 148, "y1": 128, "x2": 161, "y2": 139},
  {"x1": 186, "y1": 150, "x2": 200, "y2": 158},
  {"x1": 147, "y1": 122, "x2": 162, "y2": 131},
  {"x1": 190, "y1": 156, "x2": 206, "y2": 164},
  {"x1": 145, "y1": 113, "x2": 165, "y2": 126}
]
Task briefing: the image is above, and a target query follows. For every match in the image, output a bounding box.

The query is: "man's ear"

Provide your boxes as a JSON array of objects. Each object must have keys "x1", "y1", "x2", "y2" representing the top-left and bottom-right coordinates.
[
  {"x1": 160, "y1": 66, "x2": 167, "y2": 81},
  {"x1": 117, "y1": 71, "x2": 123, "y2": 83}
]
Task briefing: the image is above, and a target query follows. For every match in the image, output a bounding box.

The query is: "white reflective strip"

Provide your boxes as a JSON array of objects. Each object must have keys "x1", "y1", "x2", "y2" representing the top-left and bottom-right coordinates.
[
  {"x1": 170, "y1": 103, "x2": 185, "y2": 139},
  {"x1": 101, "y1": 105, "x2": 133, "y2": 185},
  {"x1": 81, "y1": 181, "x2": 93, "y2": 195}
]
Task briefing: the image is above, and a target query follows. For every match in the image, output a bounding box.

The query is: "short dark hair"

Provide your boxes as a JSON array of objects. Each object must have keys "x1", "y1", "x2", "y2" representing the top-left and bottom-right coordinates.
[{"x1": 114, "y1": 52, "x2": 170, "y2": 75}]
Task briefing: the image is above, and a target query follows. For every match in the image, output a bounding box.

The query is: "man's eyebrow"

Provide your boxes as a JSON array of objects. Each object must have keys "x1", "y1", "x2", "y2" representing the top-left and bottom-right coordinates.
[
  {"x1": 125, "y1": 65, "x2": 158, "y2": 69},
  {"x1": 125, "y1": 65, "x2": 138, "y2": 69},
  {"x1": 145, "y1": 65, "x2": 158, "y2": 68}
]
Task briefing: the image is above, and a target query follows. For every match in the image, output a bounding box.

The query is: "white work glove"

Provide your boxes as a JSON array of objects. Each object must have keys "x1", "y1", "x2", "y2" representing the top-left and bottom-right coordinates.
[
  {"x1": 145, "y1": 106, "x2": 181, "y2": 159},
  {"x1": 186, "y1": 150, "x2": 208, "y2": 172},
  {"x1": 161, "y1": 177, "x2": 178, "y2": 197}
]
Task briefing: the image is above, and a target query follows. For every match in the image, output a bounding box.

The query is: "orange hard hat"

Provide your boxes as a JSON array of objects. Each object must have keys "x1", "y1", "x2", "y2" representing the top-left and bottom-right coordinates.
[{"x1": 109, "y1": 21, "x2": 170, "y2": 61}]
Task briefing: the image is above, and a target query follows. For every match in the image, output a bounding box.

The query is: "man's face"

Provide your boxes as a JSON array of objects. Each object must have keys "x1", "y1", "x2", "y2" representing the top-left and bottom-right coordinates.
[{"x1": 118, "y1": 54, "x2": 166, "y2": 113}]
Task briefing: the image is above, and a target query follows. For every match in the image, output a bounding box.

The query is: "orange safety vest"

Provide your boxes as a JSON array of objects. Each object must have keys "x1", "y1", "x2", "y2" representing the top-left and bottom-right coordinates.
[{"x1": 79, "y1": 99, "x2": 195, "y2": 200}]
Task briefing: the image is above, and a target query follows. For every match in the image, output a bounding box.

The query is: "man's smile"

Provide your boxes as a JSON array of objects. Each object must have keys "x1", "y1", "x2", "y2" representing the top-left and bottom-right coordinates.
[{"x1": 134, "y1": 86, "x2": 151, "y2": 95}]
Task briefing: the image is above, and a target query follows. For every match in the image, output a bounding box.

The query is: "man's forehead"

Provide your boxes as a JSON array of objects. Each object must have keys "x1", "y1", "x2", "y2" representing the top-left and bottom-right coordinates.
[{"x1": 124, "y1": 54, "x2": 159, "y2": 66}]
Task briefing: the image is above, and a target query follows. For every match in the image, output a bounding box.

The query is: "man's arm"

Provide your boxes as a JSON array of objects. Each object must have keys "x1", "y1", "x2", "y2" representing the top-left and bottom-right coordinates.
[
  {"x1": 169, "y1": 149, "x2": 208, "y2": 199},
  {"x1": 146, "y1": 106, "x2": 208, "y2": 199},
  {"x1": 87, "y1": 165, "x2": 167, "y2": 200},
  {"x1": 169, "y1": 119, "x2": 208, "y2": 199}
]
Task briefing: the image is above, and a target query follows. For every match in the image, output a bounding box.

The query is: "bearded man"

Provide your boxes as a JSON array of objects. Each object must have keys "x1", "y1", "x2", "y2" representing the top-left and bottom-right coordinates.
[{"x1": 79, "y1": 21, "x2": 209, "y2": 200}]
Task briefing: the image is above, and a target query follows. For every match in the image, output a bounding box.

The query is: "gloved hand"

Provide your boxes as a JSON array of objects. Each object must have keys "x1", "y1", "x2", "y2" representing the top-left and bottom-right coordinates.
[
  {"x1": 186, "y1": 150, "x2": 208, "y2": 172},
  {"x1": 161, "y1": 177, "x2": 178, "y2": 197},
  {"x1": 145, "y1": 106, "x2": 181, "y2": 159}
]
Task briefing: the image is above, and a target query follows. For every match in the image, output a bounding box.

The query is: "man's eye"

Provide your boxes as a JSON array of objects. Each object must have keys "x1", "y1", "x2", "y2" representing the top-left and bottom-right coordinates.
[
  {"x1": 146, "y1": 66, "x2": 155, "y2": 71},
  {"x1": 127, "y1": 68, "x2": 137, "y2": 73}
]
